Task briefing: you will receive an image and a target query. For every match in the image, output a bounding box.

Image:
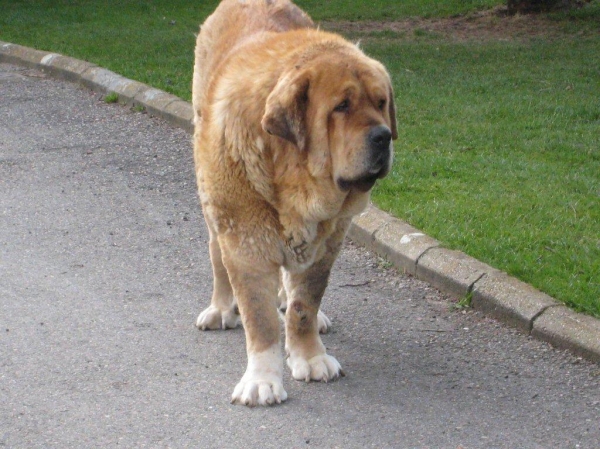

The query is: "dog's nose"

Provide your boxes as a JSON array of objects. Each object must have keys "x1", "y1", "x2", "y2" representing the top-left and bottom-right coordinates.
[{"x1": 368, "y1": 125, "x2": 392, "y2": 152}]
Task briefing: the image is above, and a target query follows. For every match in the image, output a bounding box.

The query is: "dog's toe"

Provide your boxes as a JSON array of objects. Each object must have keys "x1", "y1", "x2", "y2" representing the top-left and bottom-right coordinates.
[
  {"x1": 317, "y1": 310, "x2": 332, "y2": 334},
  {"x1": 196, "y1": 305, "x2": 240, "y2": 330},
  {"x1": 288, "y1": 353, "x2": 343, "y2": 383},
  {"x1": 231, "y1": 376, "x2": 287, "y2": 407}
]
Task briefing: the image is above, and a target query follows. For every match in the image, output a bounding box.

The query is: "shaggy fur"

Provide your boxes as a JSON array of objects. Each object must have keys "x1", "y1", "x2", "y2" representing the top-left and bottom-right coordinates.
[{"x1": 193, "y1": 0, "x2": 397, "y2": 406}]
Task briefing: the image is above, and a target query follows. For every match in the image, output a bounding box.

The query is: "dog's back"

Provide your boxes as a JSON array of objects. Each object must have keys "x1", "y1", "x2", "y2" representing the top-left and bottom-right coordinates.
[{"x1": 192, "y1": 0, "x2": 314, "y2": 121}]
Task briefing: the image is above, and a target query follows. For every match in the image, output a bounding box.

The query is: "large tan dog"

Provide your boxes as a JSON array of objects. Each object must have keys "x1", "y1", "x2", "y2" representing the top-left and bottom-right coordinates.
[{"x1": 192, "y1": 0, "x2": 397, "y2": 406}]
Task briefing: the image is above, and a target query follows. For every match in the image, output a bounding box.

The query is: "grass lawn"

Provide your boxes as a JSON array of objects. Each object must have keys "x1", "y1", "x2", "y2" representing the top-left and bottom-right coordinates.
[
  {"x1": 1, "y1": 0, "x2": 598, "y2": 317},
  {"x1": 367, "y1": 36, "x2": 599, "y2": 317}
]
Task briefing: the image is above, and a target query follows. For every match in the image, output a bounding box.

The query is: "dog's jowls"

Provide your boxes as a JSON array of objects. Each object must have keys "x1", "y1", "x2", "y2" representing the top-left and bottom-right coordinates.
[{"x1": 192, "y1": 0, "x2": 397, "y2": 406}]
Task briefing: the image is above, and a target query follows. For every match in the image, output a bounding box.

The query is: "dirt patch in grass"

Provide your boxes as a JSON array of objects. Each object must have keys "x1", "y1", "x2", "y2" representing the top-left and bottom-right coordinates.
[{"x1": 320, "y1": 6, "x2": 594, "y2": 41}]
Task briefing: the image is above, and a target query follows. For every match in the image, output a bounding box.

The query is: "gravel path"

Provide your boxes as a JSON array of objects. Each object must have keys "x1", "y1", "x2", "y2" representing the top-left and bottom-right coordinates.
[{"x1": 1, "y1": 63, "x2": 598, "y2": 448}]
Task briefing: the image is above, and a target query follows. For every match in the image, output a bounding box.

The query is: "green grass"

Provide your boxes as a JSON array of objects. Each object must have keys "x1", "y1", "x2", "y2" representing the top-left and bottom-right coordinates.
[
  {"x1": 0, "y1": 0, "x2": 505, "y2": 99},
  {"x1": 296, "y1": 0, "x2": 503, "y2": 20},
  {"x1": 0, "y1": 0, "x2": 598, "y2": 317},
  {"x1": 103, "y1": 92, "x2": 119, "y2": 104},
  {"x1": 0, "y1": 0, "x2": 219, "y2": 99},
  {"x1": 366, "y1": 36, "x2": 599, "y2": 317}
]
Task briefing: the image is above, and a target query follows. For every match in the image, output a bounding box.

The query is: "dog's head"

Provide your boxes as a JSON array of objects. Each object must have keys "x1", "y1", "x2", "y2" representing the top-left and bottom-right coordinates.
[{"x1": 262, "y1": 42, "x2": 397, "y2": 193}]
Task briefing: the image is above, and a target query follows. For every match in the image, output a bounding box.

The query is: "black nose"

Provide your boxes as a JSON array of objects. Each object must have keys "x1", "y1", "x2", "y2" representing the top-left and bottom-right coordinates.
[{"x1": 368, "y1": 125, "x2": 392, "y2": 152}]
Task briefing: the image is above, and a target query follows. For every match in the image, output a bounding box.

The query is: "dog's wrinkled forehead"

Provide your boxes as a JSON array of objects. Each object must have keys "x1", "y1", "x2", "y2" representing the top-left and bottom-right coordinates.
[
  {"x1": 308, "y1": 56, "x2": 389, "y2": 104},
  {"x1": 262, "y1": 46, "x2": 396, "y2": 151}
]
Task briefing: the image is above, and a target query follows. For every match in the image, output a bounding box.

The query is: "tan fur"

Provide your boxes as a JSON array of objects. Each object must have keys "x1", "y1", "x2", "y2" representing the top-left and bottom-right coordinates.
[{"x1": 193, "y1": 0, "x2": 397, "y2": 406}]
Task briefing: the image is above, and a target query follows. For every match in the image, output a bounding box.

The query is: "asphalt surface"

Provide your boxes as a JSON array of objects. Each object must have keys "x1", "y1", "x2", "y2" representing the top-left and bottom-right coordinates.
[{"x1": 1, "y1": 62, "x2": 599, "y2": 449}]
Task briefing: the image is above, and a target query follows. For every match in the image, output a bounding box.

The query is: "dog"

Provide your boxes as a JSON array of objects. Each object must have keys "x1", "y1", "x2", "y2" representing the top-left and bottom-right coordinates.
[{"x1": 192, "y1": 0, "x2": 397, "y2": 406}]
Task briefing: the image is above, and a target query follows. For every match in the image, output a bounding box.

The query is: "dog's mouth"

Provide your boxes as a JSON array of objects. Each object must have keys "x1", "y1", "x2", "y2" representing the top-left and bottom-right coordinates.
[{"x1": 336, "y1": 167, "x2": 387, "y2": 193}]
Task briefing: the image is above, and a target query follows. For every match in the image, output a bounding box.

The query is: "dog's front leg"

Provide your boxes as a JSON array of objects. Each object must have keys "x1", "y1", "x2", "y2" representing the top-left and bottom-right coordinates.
[
  {"x1": 283, "y1": 218, "x2": 350, "y2": 382},
  {"x1": 224, "y1": 254, "x2": 286, "y2": 406}
]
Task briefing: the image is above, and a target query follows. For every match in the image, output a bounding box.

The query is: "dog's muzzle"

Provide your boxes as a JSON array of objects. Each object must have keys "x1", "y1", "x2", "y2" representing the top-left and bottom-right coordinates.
[{"x1": 337, "y1": 125, "x2": 393, "y2": 193}]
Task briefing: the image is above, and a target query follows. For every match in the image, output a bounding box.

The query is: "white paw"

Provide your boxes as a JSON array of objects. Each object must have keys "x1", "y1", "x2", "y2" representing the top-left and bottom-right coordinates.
[
  {"x1": 317, "y1": 310, "x2": 332, "y2": 334},
  {"x1": 231, "y1": 374, "x2": 288, "y2": 407},
  {"x1": 195, "y1": 305, "x2": 240, "y2": 330},
  {"x1": 231, "y1": 346, "x2": 287, "y2": 407},
  {"x1": 287, "y1": 353, "x2": 344, "y2": 383}
]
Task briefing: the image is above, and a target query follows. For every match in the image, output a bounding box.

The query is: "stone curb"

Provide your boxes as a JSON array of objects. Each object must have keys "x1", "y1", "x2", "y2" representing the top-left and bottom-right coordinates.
[
  {"x1": 532, "y1": 307, "x2": 600, "y2": 363},
  {"x1": 2, "y1": 41, "x2": 598, "y2": 364},
  {"x1": 0, "y1": 41, "x2": 194, "y2": 132},
  {"x1": 348, "y1": 212, "x2": 599, "y2": 363}
]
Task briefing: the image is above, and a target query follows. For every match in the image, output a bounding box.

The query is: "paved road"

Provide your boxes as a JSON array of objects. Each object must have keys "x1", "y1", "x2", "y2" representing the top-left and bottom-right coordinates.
[{"x1": 1, "y1": 62, "x2": 599, "y2": 449}]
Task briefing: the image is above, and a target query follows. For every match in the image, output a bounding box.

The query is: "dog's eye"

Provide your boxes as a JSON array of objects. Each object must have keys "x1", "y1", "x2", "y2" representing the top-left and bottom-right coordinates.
[
  {"x1": 378, "y1": 99, "x2": 386, "y2": 111},
  {"x1": 334, "y1": 99, "x2": 350, "y2": 113}
]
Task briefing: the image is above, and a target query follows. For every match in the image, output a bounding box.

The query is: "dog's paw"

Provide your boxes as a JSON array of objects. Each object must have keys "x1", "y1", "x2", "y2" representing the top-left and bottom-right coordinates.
[
  {"x1": 317, "y1": 310, "x2": 332, "y2": 334},
  {"x1": 231, "y1": 346, "x2": 287, "y2": 407},
  {"x1": 231, "y1": 375, "x2": 288, "y2": 407},
  {"x1": 195, "y1": 305, "x2": 240, "y2": 330},
  {"x1": 287, "y1": 353, "x2": 344, "y2": 383}
]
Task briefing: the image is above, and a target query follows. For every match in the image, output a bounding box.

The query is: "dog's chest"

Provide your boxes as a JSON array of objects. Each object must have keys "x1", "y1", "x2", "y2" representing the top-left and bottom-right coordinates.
[{"x1": 282, "y1": 219, "x2": 336, "y2": 272}]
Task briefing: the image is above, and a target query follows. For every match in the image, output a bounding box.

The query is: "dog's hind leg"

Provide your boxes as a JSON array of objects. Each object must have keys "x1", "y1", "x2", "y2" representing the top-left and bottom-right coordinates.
[{"x1": 196, "y1": 219, "x2": 240, "y2": 330}]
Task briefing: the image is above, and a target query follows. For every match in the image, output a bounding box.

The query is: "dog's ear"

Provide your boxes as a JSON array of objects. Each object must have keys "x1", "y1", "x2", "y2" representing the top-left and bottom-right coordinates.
[
  {"x1": 262, "y1": 70, "x2": 310, "y2": 151},
  {"x1": 388, "y1": 84, "x2": 398, "y2": 140}
]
